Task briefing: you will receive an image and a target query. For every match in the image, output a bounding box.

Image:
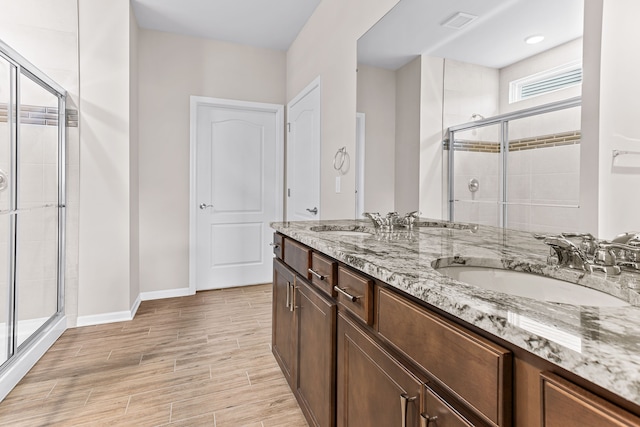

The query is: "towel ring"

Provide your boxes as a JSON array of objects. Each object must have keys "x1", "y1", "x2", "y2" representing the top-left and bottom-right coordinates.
[{"x1": 333, "y1": 147, "x2": 350, "y2": 175}]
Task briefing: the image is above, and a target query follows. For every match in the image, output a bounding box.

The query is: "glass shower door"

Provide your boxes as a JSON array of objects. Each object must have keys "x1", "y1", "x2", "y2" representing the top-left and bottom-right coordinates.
[
  {"x1": 15, "y1": 74, "x2": 61, "y2": 349},
  {"x1": 449, "y1": 123, "x2": 503, "y2": 226},
  {"x1": 0, "y1": 54, "x2": 14, "y2": 364}
]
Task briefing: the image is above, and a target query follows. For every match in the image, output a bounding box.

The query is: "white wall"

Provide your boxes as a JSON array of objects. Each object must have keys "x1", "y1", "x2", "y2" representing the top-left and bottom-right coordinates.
[
  {"x1": 592, "y1": 0, "x2": 640, "y2": 238},
  {"x1": 287, "y1": 0, "x2": 401, "y2": 219},
  {"x1": 443, "y1": 59, "x2": 499, "y2": 129},
  {"x1": 395, "y1": 57, "x2": 421, "y2": 213},
  {"x1": 356, "y1": 64, "x2": 396, "y2": 214},
  {"x1": 419, "y1": 56, "x2": 445, "y2": 219},
  {"x1": 77, "y1": 0, "x2": 133, "y2": 318},
  {"x1": 137, "y1": 30, "x2": 286, "y2": 294}
]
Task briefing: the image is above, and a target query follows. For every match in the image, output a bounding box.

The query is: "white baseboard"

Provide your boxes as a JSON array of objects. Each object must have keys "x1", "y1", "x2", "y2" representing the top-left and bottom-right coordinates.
[
  {"x1": 75, "y1": 310, "x2": 134, "y2": 327},
  {"x1": 130, "y1": 294, "x2": 141, "y2": 318},
  {"x1": 0, "y1": 315, "x2": 66, "y2": 402},
  {"x1": 74, "y1": 288, "x2": 192, "y2": 327},
  {"x1": 140, "y1": 287, "x2": 192, "y2": 301}
]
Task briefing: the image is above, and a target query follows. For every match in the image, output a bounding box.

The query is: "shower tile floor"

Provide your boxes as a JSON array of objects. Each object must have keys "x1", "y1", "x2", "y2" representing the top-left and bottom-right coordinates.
[{"x1": 0, "y1": 284, "x2": 308, "y2": 426}]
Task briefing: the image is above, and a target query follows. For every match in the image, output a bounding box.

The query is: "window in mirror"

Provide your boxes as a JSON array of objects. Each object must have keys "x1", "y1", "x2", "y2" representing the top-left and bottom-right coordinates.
[{"x1": 509, "y1": 60, "x2": 582, "y2": 103}]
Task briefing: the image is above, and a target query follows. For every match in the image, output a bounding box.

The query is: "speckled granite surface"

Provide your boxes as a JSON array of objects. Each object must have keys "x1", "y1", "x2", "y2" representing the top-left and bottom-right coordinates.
[{"x1": 271, "y1": 219, "x2": 640, "y2": 406}]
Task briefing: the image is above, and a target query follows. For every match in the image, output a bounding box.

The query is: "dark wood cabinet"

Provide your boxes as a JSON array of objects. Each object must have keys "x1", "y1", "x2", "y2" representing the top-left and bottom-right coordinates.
[
  {"x1": 296, "y1": 278, "x2": 337, "y2": 427},
  {"x1": 272, "y1": 258, "x2": 296, "y2": 387},
  {"x1": 272, "y1": 233, "x2": 640, "y2": 427},
  {"x1": 337, "y1": 311, "x2": 423, "y2": 427},
  {"x1": 541, "y1": 372, "x2": 640, "y2": 427}
]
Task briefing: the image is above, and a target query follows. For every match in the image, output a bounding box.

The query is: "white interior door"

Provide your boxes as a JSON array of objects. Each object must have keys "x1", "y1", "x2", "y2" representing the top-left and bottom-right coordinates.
[
  {"x1": 287, "y1": 78, "x2": 321, "y2": 221},
  {"x1": 193, "y1": 98, "x2": 283, "y2": 290}
]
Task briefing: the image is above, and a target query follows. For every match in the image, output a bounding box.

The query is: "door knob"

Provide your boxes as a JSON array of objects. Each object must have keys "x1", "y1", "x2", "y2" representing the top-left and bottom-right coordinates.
[
  {"x1": 199, "y1": 203, "x2": 214, "y2": 210},
  {"x1": 306, "y1": 207, "x2": 318, "y2": 215}
]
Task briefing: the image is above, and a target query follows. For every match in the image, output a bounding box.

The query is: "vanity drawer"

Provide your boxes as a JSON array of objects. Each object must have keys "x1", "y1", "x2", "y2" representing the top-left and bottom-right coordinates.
[
  {"x1": 309, "y1": 252, "x2": 337, "y2": 297},
  {"x1": 272, "y1": 233, "x2": 284, "y2": 259},
  {"x1": 541, "y1": 372, "x2": 640, "y2": 427},
  {"x1": 336, "y1": 266, "x2": 373, "y2": 325},
  {"x1": 376, "y1": 286, "x2": 512, "y2": 426},
  {"x1": 283, "y1": 238, "x2": 311, "y2": 279}
]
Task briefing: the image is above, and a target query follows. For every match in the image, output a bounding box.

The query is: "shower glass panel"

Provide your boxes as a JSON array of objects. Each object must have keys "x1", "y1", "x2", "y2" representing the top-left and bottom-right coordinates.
[
  {"x1": 506, "y1": 106, "x2": 581, "y2": 234},
  {"x1": 0, "y1": 54, "x2": 13, "y2": 364},
  {"x1": 449, "y1": 123, "x2": 503, "y2": 227},
  {"x1": 447, "y1": 97, "x2": 581, "y2": 234},
  {"x1": 15, "y1": 73, "x2": 60, "y2": 348}
]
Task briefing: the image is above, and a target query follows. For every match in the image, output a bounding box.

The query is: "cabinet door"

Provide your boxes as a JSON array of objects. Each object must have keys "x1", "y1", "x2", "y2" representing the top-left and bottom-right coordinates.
[
  {"x1": 272, "y1": 259, "x2": 296, "y2": 387},
  {"x1": 337, "y1": 312, "x2": 423, "y2": 427},
  {"x1": 296, "y1": 279, "x2": 337, "y2": 427}
]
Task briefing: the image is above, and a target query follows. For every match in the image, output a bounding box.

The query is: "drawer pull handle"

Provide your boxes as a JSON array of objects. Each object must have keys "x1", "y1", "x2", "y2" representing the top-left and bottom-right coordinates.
[
  {"x1": 420, "y1": 413, "x2": 438, "y2": 427},
  {"x1": 401, "y1": 393, "x2": 417, "y2": 427},
  {"x1": 334, "y1": 286, "x2": 360, "y2": 302},
  {"x1": 289, "y1": 281, "x2": 297, "y2": 312},
  {"x1": 269, "y1": 242, "x2": 280, "y2": 248},
  {"x1": 308, "y1": 268, "x2": 326, "y2": 280},
  {"x1": 285, "y1": 281, "x2": 291, "y2": 308}
]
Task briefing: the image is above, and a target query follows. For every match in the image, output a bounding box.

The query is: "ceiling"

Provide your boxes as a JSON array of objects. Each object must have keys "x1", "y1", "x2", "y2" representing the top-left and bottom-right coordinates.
[
  {"x1": 131, "y1": 0, "x2": 321, "y2": 51},
  {"x1": 358, "y1": 0, "x2": 584, "y2": 70}
]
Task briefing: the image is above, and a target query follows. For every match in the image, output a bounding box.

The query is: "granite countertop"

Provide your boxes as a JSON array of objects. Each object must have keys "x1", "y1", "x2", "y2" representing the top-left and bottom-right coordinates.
[{"x1": 271, "y1": 219, "x2": 640, "y2": 407}]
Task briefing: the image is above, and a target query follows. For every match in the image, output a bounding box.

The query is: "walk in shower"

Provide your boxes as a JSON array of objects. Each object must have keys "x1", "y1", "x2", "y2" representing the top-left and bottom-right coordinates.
[
  {"x1": 0, "y1": 40, "x2": 66, "y2": 372},
  {"x1": 446, "y1": 97, "x2": 581, "y2": 234}
]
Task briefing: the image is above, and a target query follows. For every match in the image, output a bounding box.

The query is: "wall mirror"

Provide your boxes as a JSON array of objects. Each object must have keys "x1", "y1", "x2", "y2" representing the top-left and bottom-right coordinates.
[{"x1": 357, "y1": 0, "x2": 585, "y2": 234}]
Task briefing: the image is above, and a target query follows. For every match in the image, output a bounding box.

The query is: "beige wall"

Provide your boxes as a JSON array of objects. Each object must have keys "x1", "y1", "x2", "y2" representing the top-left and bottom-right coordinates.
[
  {"x1": 129, "y1": 4, "x2": 140, "y2": 306},
  {"x1": 287, "y1": 0, "x2": 400, "y2": 219},
  {"x1": 394, "y1": 57, "x2": 421, "y2": 213},
  {"x1": 356, "y1": 64, "x2": 396, "y2": 214},
  {"x1": 78, "y1": 0, "x2": 133, "y2": 317},
  {"x1": 137, "y1": 30, "x2": 286, "y2": 293}
]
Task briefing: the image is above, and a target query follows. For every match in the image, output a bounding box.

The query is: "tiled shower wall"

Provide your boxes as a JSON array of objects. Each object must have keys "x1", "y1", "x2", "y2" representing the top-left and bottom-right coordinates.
[{"x1": 452, "y1": 132, "x2": 580, "y2": 234}]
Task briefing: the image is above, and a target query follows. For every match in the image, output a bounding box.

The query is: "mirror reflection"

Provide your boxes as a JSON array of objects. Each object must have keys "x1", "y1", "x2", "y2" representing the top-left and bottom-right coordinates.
[{"x1": 357, "y1": 0, "x2": 584, "y2": 234}]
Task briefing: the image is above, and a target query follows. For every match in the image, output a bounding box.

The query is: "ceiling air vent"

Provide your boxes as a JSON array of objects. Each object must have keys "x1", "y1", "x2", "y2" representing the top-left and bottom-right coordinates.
[{"x1": 441, "y1": 12, "x2": 478, "y2": 30}]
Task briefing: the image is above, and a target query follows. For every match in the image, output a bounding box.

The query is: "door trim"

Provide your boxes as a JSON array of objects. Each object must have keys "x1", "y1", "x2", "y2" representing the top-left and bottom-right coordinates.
[
  {"x1": 356, "y1": 112, "x2": 366, "y2": 219},
  {"x1": 189, "y1": 96, "x2": 284, "y2": 294},
  {"x1": 286, "y1": 76, "x2": 321, "y2": 221}
]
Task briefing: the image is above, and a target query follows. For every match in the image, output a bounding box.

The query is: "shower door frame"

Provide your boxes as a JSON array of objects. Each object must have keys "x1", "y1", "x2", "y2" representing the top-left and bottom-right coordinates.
[
  {"x1": 0, "y1": 38, "x2": 67, "y2": 397},
  {"x1": 447, "y1": 96, "x2": 582, "y2": 225}
]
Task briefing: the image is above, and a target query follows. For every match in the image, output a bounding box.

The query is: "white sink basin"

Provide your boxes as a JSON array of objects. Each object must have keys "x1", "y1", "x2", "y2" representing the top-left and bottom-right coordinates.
[{"x1": 435, "y1": 266, "x2": 629, "y2": 307}]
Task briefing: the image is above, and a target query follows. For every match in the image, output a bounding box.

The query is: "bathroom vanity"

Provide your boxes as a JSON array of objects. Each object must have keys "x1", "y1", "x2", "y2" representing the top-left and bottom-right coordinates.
[{"x1": 271, "y1": 219, "x2": 640, "y2": 426}]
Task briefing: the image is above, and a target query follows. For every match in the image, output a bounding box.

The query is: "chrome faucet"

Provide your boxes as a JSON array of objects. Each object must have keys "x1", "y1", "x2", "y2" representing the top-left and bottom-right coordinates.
[
  {"x1": 363, "y1": 211, "x2": 421, "y2": 230},
  {"x1": 535, "y1": 231, "x2": 640, "y2": 275},
  {"x1": 536, "y1": 235, "x2": 593, "y2": 272}
]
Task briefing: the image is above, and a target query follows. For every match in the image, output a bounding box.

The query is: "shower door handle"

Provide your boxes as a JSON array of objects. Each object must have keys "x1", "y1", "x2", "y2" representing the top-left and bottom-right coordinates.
[{"x1": 199, "y1": 203, "x2": 214, "y2": 210}]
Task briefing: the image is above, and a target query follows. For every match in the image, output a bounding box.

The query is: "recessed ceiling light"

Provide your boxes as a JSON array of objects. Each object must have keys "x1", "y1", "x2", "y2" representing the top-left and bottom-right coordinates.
[
  {"x1": 441, "y1": 12, "x2": 478, "y2": 30},
  {"x1": 525, "y1": 35, "x2": 545, "y2": 45}
]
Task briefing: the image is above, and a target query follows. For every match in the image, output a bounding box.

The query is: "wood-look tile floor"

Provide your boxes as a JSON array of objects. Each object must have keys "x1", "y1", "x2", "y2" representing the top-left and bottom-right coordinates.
[{"x1": 0, "y1": 284, "x2": 308, "y2": 426}]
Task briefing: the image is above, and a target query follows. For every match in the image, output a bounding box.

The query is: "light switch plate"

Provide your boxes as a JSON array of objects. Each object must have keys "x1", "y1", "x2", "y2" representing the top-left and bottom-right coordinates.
[{"x1": 335, "y1": 176, "x2": 341, "y2": 193}]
